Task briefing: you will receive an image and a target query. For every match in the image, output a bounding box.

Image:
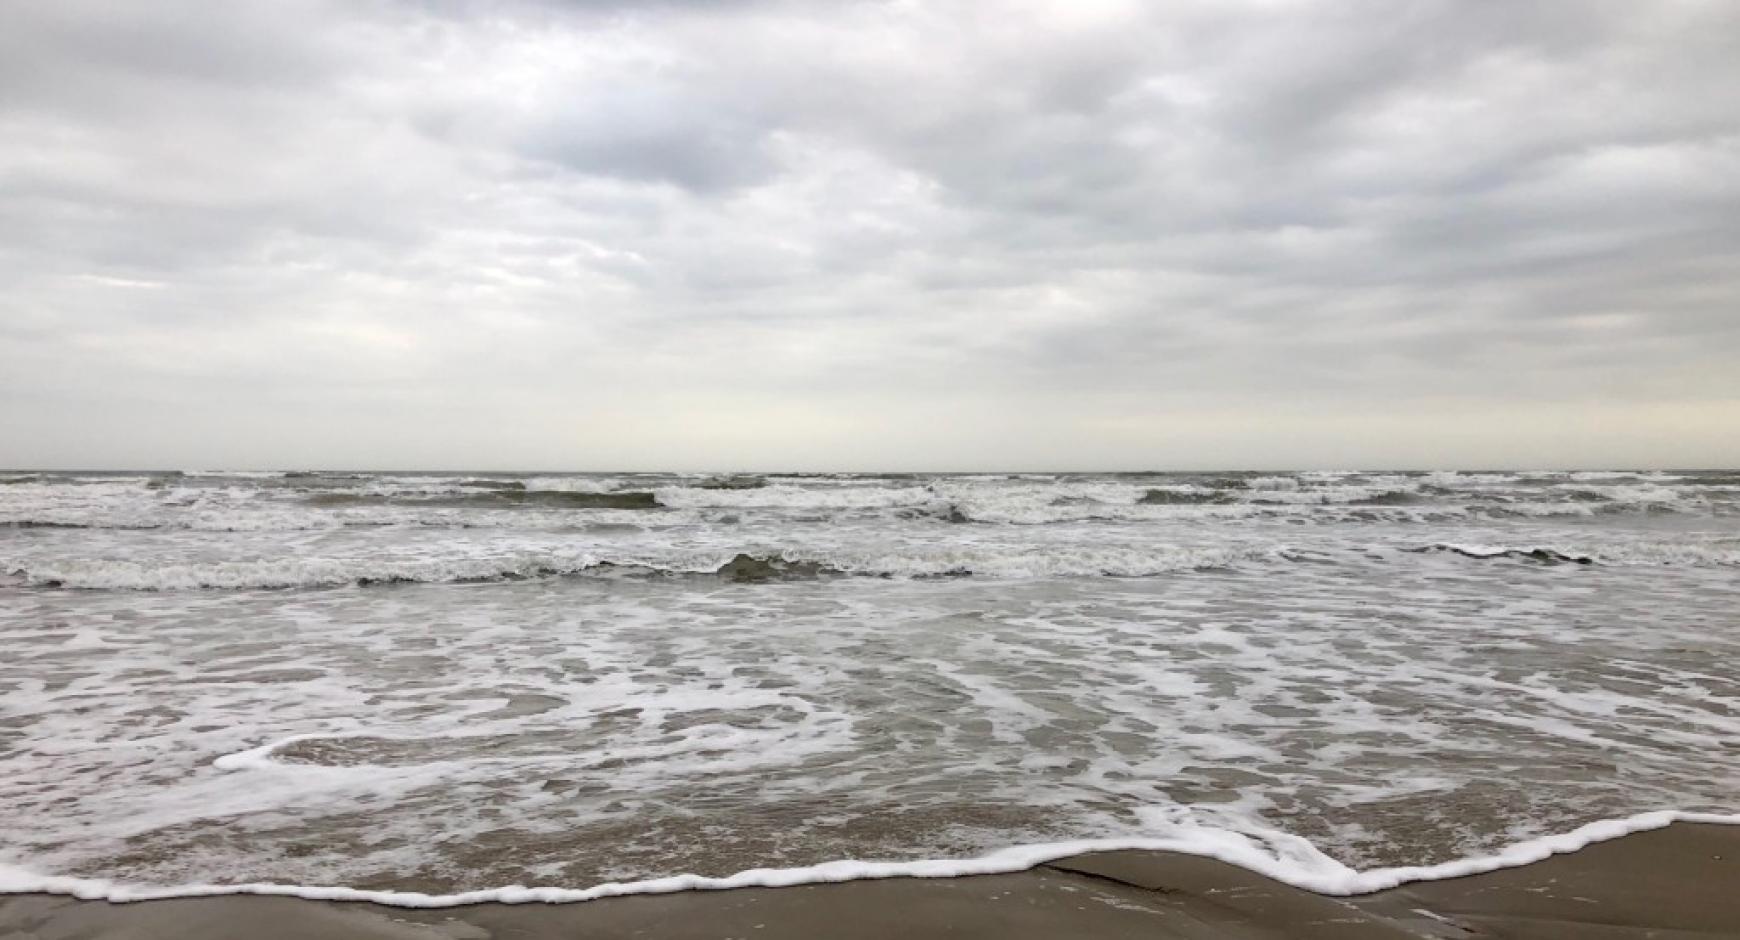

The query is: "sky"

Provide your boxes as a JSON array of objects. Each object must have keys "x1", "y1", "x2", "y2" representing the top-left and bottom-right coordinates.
[{"x1": 2, "y1": 0, "x2": 1737, "y2": 471}]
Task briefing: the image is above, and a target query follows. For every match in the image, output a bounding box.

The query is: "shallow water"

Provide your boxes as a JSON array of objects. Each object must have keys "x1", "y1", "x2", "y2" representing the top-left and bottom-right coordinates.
[{"x1": 2, "y1": 470, "x2": 1737, "y2": 892}]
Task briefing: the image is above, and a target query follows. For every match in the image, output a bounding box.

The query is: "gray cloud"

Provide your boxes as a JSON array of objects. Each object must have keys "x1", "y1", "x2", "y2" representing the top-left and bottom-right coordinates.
[{"x1": 1, "y1": 0, "x2": 1738, "y2": 469}]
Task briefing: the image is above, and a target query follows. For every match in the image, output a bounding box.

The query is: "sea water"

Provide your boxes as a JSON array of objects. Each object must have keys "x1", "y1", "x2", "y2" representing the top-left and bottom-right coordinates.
[{"x1": 2, "y1": 470, "x2": 1736, "y2": 899}]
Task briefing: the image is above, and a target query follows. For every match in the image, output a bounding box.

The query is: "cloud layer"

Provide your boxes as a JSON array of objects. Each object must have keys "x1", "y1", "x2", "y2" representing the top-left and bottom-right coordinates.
[{"x1": 3, "y1": 0, "x2": 1737, "y2": 469}]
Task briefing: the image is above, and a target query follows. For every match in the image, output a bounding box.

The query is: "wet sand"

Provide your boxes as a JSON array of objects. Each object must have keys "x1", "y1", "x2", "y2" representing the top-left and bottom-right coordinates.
[{"x1": 2, "y1": 822, "x2": 1733, "y2": 939}]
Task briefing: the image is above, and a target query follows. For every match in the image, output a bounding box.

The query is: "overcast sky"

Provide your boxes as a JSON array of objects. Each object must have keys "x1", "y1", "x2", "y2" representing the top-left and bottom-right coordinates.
[{"x1": 2, "y1": 0, "x2": 1737, "y2": 470}]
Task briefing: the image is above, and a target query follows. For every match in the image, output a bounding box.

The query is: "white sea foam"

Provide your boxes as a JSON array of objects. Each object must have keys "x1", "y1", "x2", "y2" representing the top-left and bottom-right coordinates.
[
  {"x1": 211, "y1": 733, "x2": 359, "y2": 771},
  {"x1": 1, "y1": 810, "x2": 1733, "y2": 907},
  {"x1": 1, "y1": 552, "x2": 607, "y2": 590}
]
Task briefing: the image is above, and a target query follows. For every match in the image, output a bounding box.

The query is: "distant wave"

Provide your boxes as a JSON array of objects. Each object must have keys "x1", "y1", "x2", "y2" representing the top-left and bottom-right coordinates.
[
  {"x1": 3, "y1": 471, "x2": 1729, "y2": 533},
  {"x1": 304, "y1": 490, "x2": 663, "y2": 510},
  {"x1": 1138, "y1": 487, "x2": 1233, "y2": 505}
]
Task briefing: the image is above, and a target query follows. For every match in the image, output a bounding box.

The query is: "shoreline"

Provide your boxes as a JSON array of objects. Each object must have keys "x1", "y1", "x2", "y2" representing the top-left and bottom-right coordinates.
[
  {"x1": 3, "y1": 819, "x2": 1736, "y2": 938},
  {"x1": 4, "y1": 808, "x2": 1735, "y2": 907}
]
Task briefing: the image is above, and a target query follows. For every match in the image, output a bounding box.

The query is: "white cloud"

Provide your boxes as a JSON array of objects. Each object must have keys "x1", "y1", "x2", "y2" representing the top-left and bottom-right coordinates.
[{"x1": 1, "y1": 0, "x2": 1737, "y2": 469}]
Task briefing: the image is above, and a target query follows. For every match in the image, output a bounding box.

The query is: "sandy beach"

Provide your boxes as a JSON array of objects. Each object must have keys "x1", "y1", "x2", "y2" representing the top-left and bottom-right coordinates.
[{"x1": 3, "y1": 821, "x2": 1732, "y2": 939}]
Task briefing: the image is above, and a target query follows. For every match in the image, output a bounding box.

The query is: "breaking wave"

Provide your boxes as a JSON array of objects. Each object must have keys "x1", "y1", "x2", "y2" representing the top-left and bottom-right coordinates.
[
  {"x1": 9, "y1": 535, "x2": 1739, "y2": 590},
  {"x1": 3, "y1": 545, "x2": 1283, "y2": 590},
  {"x1": 1408, "y1": 544, "x2": 1597, "y2": 565},
  {"x1": 1408, "y1": 541, "x2": 1740, "y2": 567}
]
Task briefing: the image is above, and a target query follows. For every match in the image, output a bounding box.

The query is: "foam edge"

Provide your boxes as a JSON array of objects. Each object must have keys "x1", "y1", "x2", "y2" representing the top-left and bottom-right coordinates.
[{"x1": 1, "y1": 809, "x2": 1735, "y2": 909}]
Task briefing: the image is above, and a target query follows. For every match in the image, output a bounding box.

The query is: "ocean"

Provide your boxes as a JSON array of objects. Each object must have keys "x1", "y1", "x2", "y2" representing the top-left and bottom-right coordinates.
[{"x1": 2, "y1": 469, "x2": 1736, "y2": 901}]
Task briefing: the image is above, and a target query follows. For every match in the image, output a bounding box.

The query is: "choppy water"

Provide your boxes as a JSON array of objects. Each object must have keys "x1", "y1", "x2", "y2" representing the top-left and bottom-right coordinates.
[{"x1": 2, "y1": 469, "x2": 1737, "y2": 893}]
